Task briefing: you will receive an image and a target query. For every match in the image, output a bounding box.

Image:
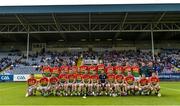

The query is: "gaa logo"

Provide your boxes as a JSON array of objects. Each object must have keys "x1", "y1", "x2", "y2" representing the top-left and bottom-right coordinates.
[
  {"x1": 17, "y1": 76, "x2": 25, "y2": 80},
  {"x1": 1, "y1": 76, "x2": 10, "y2": 80}
]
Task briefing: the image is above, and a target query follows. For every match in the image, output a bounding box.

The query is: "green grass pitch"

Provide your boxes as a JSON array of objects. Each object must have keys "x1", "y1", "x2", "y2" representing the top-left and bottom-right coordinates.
[{"x1": 0, "y1": 82, "x2": 180, "y2": 106}]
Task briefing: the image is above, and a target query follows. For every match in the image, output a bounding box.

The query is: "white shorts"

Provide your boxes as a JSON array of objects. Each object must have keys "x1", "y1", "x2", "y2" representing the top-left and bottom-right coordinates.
[
  {"x1": 28, "y1": 86, "x2": 36, "y2": 92},
  {"x1": 37, "y1": 86, "x2": 50, "y2": 91}
]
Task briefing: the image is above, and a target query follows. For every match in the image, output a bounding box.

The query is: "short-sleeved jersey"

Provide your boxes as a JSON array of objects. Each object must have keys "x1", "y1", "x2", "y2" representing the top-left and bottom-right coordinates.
[
  {"x1": 42, "y1": 66, "x2": 51, "y2": 73},
  {"x1": 67, "y1": 74, "x2": 76, "y2": 83},
  {"x1": 60, "y1": 65, "x2": 69, "y2": 74},
  {"x1": 115, "y1": 74, "x2": 124, "y2": 83},
  {"x1": 49, "y1": 77, "x2": 59, "y2": 85},
  {"x1": 27, "y1": 78, "x2": 37, "y2": 86},
  {"x1": 132, "y1": 66, "x2": 140, "y2": 77},
  {"x1": 90, "y1": 74, "x2": 99, "y2": 83},
  {"x1": 82, "y1": 74, "x2": 90, "y2": 83},
  {"x1": 39, "y1": 77, "x2": 49, "y2": 86},
  {"x1": 114, "y1": 66, "x2": 124, "y2": 74},
  {"x1": 124, "y1": 66, "x2": 132, "y2": 75},
  {"x1": 149, "y1": 76, "x2": 159, "y2": 85},
  {"x1": 42, "y1": 66, "x2": 52, "y2": 77},
  {"x1": 79, "y1": 65, "x2": 88, "y2": 74},
  {"x1": 106, "y1": 66, "x2": 114, "y2": 74},
  {"x1": 76, "y1": 74, "x2": 82, "y2": 83},
  {"x1": 107, "y1": 74, "x2": 115, "y2": 83},
  {"x1": 139, "y1": 78, "x2": 149, "y2": 86},
  {"x1": 70, "y1": 66, "x2": 78, "y2": 74},
  {"x1": 97, "y1": 64, "x2": 105, "y2": 74},
  {"x1": 125, "y1": 75, "x2": 135, "y2": 85},
  {"x1": 51, "y1": 67, "x2": 60, "y2": 77},
  {"x1": 88, "y1": 65, "x2": 97, "y2": 75},
  {"x1": 58, "y1": 74, "x2": 67, "y2": 83}
]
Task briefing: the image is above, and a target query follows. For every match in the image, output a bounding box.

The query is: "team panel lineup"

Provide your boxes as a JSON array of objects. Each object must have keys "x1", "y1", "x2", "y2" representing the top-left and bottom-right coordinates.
[{"x1": 26, "y1": 64, "x2": 161, "y2": 98}]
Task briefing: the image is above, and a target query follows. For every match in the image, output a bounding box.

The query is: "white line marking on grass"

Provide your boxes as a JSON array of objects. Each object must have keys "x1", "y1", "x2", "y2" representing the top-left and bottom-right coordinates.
[
  {"x1": 162, "y1": 87, "x2": 180, "y2": 92},
  {"x1": 0, "y1": 86, "x2": 23, "y2": 91}
]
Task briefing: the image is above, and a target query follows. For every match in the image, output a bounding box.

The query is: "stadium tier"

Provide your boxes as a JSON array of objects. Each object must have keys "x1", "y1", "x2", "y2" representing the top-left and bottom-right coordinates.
[{"x1": 0, "y1": 49, "x2": 179, "y2": 75}]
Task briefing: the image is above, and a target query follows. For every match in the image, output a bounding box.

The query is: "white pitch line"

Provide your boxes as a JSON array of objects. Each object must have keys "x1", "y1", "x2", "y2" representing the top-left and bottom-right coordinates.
[
  {"x1": 0, "y1": 86, "x2": 23, "y2": 91},
  {"x1": 161, "y1": 87, "x2": 180, "y2": 92}
]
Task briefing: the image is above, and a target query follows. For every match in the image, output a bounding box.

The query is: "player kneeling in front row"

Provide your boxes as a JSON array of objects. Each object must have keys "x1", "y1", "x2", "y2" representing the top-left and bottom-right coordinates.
[
  {"x1": 82, "y1": 71, "x2": 91, "y2": 98},
  {"x1": 138, "y1": 74, "x2": 150, "y2": 95},
  {"x1": 75, "y1": 74, "x2": 83, "y2": 96},
  {"x1": 49, "y1": 74, "x2": 59, "y2": 96},
  {"x1": 37, "y1": 74, "x2": 50, "y2": 97},
  {"x1": 57, "y1": 71, "x2": 67, "y2": 96},
  {"x1": 67, "y1": 69, "x2": 77, "y2": 96},
  {"x1": 107, "y1": 74, "x2": 116, "y2": 96},
  {"x1": 26, "y1": 74, "x2": 37, "y2": 97},
  {"x1": 125, "y1": 72, "x2": 138, "y2": 95},
  {"x1": 90, "y1": 71, "x2": 100, "y2": 96},
  {"x1": 149, "y1": 72, "x2": 161, "y2": 96},
  {"x1": 114, "y1": 71, "x2": 126, "y2": 96}
]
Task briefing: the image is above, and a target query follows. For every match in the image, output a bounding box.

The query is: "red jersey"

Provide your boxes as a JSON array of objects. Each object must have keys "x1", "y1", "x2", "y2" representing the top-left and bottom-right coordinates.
[
  {"x1": 106, "y1": 66, "x2": 114, "y2": 74},
  {"x1": 79, "y1": 65, "x2": 88, "y2": 74},
  {"x1": 149, "y1": 76, "x2": 159, "y2": 85},
  {"x1": 115, "y1": 74, "x2": 124, "y2": 83},
  {"x1": 114, "y1": 66, "x2": 124, "y2": 74},
  {"x1": 107, "y1": 74, "x2": 115, "y2": 82},
  {"x1": 51, "y1": 67, "x2": 60, "y2": 74},
  {"x1": 97, "y1": 64, "x2": 105, "y2": 74},
  {"x1": 58, "y1": 74, "x2": 67, "y2": 83},
  {"x1": 88, "y1": 65, "x2": 97, "y2": 75},
  {"x1": 82, "y1": 74, "x2": 90, "y2": 83},
  {"x1": 90, "y1": 74, "x2": 99, "y2": 83},
  {"x1": 125, "y1": 75, "x2": 135, "y2": 85},
  {"x1": 132, "y1": 66, "x2": 140, "y2": 73},
  {"x1": 139, "y1": 78, "x2": 149, "y2": 86},
  {"x1": 68, "y1": 74, "x2": 76, "y2": 83},
  {"x1": 49, "y1": 77, "x2": 59, "y2": 85},
  {"x1": 42, "y1": 66, "x2": 51, "y2": 73},
  {"x1": 97, "y1": 64, "x2": 105, "y2": 70},
  {"x1": 60, "y1": 65, "x2": 69, "y2": 74},
  {"x1": 39, "y1": 77, "x2": 49, "y2": 86},
  {"x1": 27, "y1": 78, "x2": 37, "y2": 86},
  {"x1": 76, "y1": 74, "x2": 82, "y2": 82},
  {"x1": 70, "y1": 66, "x2": 78, "y2": 73}
]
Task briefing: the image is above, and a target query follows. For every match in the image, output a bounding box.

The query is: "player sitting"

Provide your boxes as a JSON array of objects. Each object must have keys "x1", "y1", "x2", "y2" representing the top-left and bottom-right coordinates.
[
  {"x1": 57, "y1": 70, "x2": 68, "y2": 96},
  {"x1": 75, "y1": 73, "x2": 83, "y2": 96},
  {"x1": 115, "y1": 71, "x2": 126, "y2": 96},
  {"x1": 67, "y1": 69, "x2": 77, "y2": 96},
  {"x1": 99, "y1": 70, "x2": 107, "y2": 95},
  {"x1": 49, "y1": 74, "x2": 59, "y2": 96},
  {"x1": 125, "y1": 72, "x2": 138, "y2": 95},
  {"x1": 37, "y1": 74, "x2": 50, "y2": 97},
  {"x1": 82, "y1": 69, "x2": 90, "y2": 98},
  {"x1": 90, "y1": 70, "x2": 100, "y2": 96},
  {"x1": 106, "y1": 65, "x2": 116, "y2": 96},
  {"x1": 26, "y1": 74, "x2": 37, "y2": 97},
  {"x1": 149, "y1": 72, "x2": 161, "y2": 96},
  {"x1": 138, "y1": 74, "x2": 150, "y2": 95}
]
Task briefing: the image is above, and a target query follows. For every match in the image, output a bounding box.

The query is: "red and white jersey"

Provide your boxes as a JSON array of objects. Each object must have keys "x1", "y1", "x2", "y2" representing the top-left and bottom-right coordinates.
[
  {"x1": 139, "y1": 78, "x2": 149, "y2": 86},
  {"x1": 125, "y1": 75, "x2": 135, "y2": 85},
  {"x1": 27, "y1": 78, "x2": 37, "y2": 86},
  {"x1": 42, "y1": 66, "x2": 51, "y2": 73},
  {"x1": 115, "y1": 74, "x2": 124, "y2": 83},
  {"x1": 106, "y1": 65, "x2": 114, "y2": 74},
  {"x1": 60, "y1": 65, "x2": 69, "y2": 74},
  {"x1": 149, "y1": 76, "x2": 159, "y2": 85},
  {"x1": 114, "y1": 66, "x2": 124, "y2": 74},
  {"x1": 88, "y1": 65, "x2": 97, "y2": 74}
]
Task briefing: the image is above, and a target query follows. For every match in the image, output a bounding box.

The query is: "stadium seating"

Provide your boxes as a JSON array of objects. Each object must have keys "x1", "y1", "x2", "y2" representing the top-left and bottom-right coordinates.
[{"x1": 0, "y1": 49, "x2": 179, "y2": 75}]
